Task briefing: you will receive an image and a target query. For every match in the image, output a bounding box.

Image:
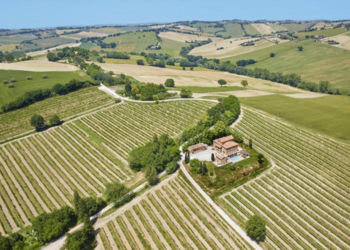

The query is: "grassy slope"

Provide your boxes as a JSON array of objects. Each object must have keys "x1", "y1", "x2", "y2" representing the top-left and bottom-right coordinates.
[
  {"x1": 21, "y1": 37, "x2": 76, "y2": 51},
  {"x1": 0, "y1": 34, "x2": 37, "y2": 45},
  {"x1": 240, "y1": 94, "x2": 350, "y2": 142},
  {"x1": 103, "y1": 31, "x2": 158, "y2": 53},
  {"x1": 296, "y1": 28, "x2": 348, "y2": 39},
  {"x1": 268, "y1": 23, "x2": 288, "y2": 32},
  {"x1": 172, "y1": 86, "x2": 244, "y2": 93},
  {"x1": 249, "y1": 42, "x2": 350, "y2": 92},
  {"x1": 79, "y1": 42, "x2": 96, "y2": 50},
  {"x1": 0, "y1": 70, "x2": 90, "y2": 106},
  {"x1": 191, "y1": 22, "x2": 224, "y2": 34},
  {"x1": 224, "y1": 39, "x2": 312, "y2": 63},
  {"x1": 158, "y1": 38, "x2": 186, "y2": 58},
  {"x1": 218, "y1": 23, "x2": 245, "y2": 38},
  {"x1": 282, "y1": 23, "x2": 315, "y2": 32},
  {"x1": 243, "y1": 24, "x2": 260, "y2": 35}
]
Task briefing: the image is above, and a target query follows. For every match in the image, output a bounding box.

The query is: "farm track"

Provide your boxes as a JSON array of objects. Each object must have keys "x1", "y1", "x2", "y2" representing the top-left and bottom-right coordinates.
[
  {"x1": 0, "y1": 101, "x2": 212, "y2": 234},
  {"x1": 221, "y1": 107, "x2": 350, "y2": 249},
  {"x1": 97, "y1": 173, "x2": 253, "y2": 250}
]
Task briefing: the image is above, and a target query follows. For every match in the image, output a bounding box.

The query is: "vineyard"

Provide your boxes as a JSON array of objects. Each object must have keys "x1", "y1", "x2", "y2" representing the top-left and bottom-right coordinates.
[
  {"x1": 0, "y1": 101, "x2": 214, "y2": 234},
  {"x1": 221, "y1": 108, "x2": 350, "y2": 249},
  {"x1": 97, "y1": 172, "x2": 252, "y2": 250}
]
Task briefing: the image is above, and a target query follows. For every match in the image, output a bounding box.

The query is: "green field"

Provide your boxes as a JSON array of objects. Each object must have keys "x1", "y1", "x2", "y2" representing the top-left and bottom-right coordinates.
[
  {"x1": 248, "y1": 42, "x2": 350, "y2": 92},
  {"x1": 103, "y1": 31, "x2": 158, "y2": 53},
  {"x1": 103, "y1": 55, "x2": 145, "y2": 65},
  {"x1": 79, "y1": 42, "x2": 96, "y2": 50},
  {"x1": 158, "y1": 38, "x2": 186, "y2": 58},
  {"x1": 90, "y1": 27, "x2": 126, "y2": 34},
  {"x1": 281, "y1": 22, "x2": 315, "y2": 32},
  {"x1": 268, "y1": 23, "x2": 288, "y2": 32},
  {"x1": 0, "y1": 70, "x2": 90, "y2": 106},
  {"x1": 191, "y1": 22, "x2": 224, "y2": 34},
  {"x1": 296, "y1": 28, "x2": 348, "y2": 39},
  {"x1": 20, "y1": 37, "x2": 76, "y2": 51},
  {"x1": 243, "y1": 24, "x2": 260, "y2": 35},
  {"x1": 224, "y1": 39, "x2": 311, "y2": 63},
  {"x1": 218, "y1": 23, "x2": 245, "y2": 38},
  {"x1": 0, "y1": 34, "x2": 37, "y2": 45},
  {"x1": 240, "y1": 94, "x2": 350, "y2": 142}
]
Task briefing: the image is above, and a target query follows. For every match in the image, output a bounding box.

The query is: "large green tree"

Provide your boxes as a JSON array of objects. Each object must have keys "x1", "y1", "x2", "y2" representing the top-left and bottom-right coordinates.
[
  {"x1": 30, "y1": 114, "x2": 45, "y2": 130},
  {"x1": 164, "y1": 78, "x2": 175, "y2": 87},
  {"x1": 246, "y1": 215, "x2": 266, "y2": 241},
  {"x1": 4, "y1": 53, "x2": 14, "y2": 63},
  {"x1": 65, "y1": 216, "x2": 96, "y2": 250},
  {"x1": 218, "y1": 79, "x2": 227, "y2": 87},
  {"x1": 104, "y1": 182, "x2": 129, "y2": 203}
]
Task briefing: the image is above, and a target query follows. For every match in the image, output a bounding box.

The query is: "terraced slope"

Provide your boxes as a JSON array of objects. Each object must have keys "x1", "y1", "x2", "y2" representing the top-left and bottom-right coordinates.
[
  {"x1": 97, "y1": 173, "x2": 252, "y2": 250},
  {"x1": 0, "y1": 101, "x2": 214, "y2": 234},
  {"x1": 220, "y1": 108, "x2": 350, "y2": 250}
]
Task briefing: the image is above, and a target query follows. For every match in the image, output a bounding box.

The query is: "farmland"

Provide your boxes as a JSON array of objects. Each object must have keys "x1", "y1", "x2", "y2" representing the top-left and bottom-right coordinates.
[
  {"x1": 249, "y1": 42, "x2": 350, "y2": 92},
  {"x1": 0, "y1": 34, "x2": 37, "y2": 45},
  {"x1": 0, "y1": 101, "x2": 213, "y2": 233},
  {"x1": 296, "y1": 28, "x2": 348, "y2": 39},
  {"x1": 268, "y1": 23, "x2": 288, "y2": 32},
  {"x1": 0, "y1": 87, "x2": 113, "y2": 141},
  {"x1": 243, "y1": 24, "x2": 260, "y2": 35},
  {"x1": 158, "y1": 32, "x2": 210, "y2": 43},
  {"x1": 220, "y1": 108, "x2": 350, "y2": 250},
  {"x1": 251, "y1": 23, "x2": 274, "y2": 34},
  {"x1": 102, "y1": 31, "x2": 158, "y2": 53},
  {"x1": 282, "y1": 22, "x2": 315, "y2": 31},
  {"x1": 96, "y1": 172, "x2": 252, "y2": 250},
  {"x1": 157, "y1": 38, "x2": 187, "y2": 58},
  {"x1": 217, "y1": 22, "x2": 245, "y2": 38},
  {"x1": 326, "y1": 34, "x2": 350, "y2": 51},
  {"x1": 239, "y1": 94, "x2": 350, "y2": 143},
  {"x1": 0, "y1": 70, "x2": 90, "y2": 106},
  {"x1": 0, "y1": 58, "x2": 80, "y2": 71}
]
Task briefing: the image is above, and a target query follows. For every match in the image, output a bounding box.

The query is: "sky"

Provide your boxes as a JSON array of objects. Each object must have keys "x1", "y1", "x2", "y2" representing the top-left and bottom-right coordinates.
[{"x1": 1, "y1": 0, "x2": 349, "y2": 29}]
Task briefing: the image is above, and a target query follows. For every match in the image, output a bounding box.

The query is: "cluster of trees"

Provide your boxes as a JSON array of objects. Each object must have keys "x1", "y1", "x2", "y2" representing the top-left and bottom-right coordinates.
[
  {"x1": 128, "y1": 134, "x2": 180, "y2": 184},
  {"x1": 188, "y1": 159, "x2": 208, "y2": 175},
  {"x1": 180, "y1": 89, "x2": 193, "y2": 98},
  {"x1": 180, "y1": 39, "x2": 212, "y2": 57},
  {"x1": 105, "y1": 52, "x2": 129, "y2": 59},
  {"x1": 30, "y1": 114, "x2": 61, "y2": 130},
  {"x1": 181, "y1": 96, "x2": 240, "y2": 150},
  {"x1": 240, "y1": 41, "x2": 256, "y2": 46},
  {"x1": 83, "y1": 63, "x2": 130, "y2": 86},
  {"x1": 47, "y1": 47, "x2": 90, "y2": 62},
  {"x1": 1, "y1": 79, "x2": 92, "y2": 113},
  {"x1": 246, "y1": 215, "x2": 266, "y2": 242},
  {"x1": 236, "y1": 59, "x2": 256, "y2": 66},
  {"x1": 164, "y1": 78, "x2": 175, "y2": 87},
  {"x1": 0, "y1": 53, "x2": 15, "y2": 63},
  {"x1": 123, "y1": 82, "x2": 173, "y2": 101},
  {"x1": 202, "y1": 60, "x2": 341, "y2": 94},
  {"x1": 100, "y1": 42, "x2": 117, "y2": 48}
]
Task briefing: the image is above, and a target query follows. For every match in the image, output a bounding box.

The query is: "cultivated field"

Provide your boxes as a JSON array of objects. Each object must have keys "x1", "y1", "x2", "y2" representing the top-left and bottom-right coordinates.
[
  {"x1": 158, "y1": 32, "x2": 212, "y2": 43},
  {"x1": 324, "y1": 34, "x2": 350, "y2": 51},
  {"x1": 239, "y1": 94, "x2": 350, "y2": 143},
  {"x1": 268, "y1": 23, "x2": 288, "y2": 32},
  {"x1": 218, "y1": 23, "x2": 245, "y2": 38},
  {"x1": 0, "y1": 101, "x2": 213, "y2": 233},
  {"x1": 96, "y1": 173, "x2": 252, "y2": 250},
  {"x1": 61, "y1": 31, "x2": 107, "y2": 40},
  {"x1": 296, "y1": 28, "x2": 347, "y2": 39},
  {"x1": 0, "y1": 34, "x2": 37, "y2": 45},
  {"x1": 27, "y1": 42, "x2": 81, "y2": 56},
  {"x1": 221, "y1": 108, "x2": 350, "y2": 249},
  {"x1": 90, "y1": 27, "x2": 126, "y2": 34},
  {"x1": 20, "y1": 37, "x2": 76, "y2": 51},
  {"x1": 0, "y1": 58, "x2": 79, "y2": 72},
  {"x1": 0, "y1": 69, "x2": 89, "y2": 106},
  {"x1": 250, "y1": 42, "x2": 350, "y2": 92},
  {"x1": 178, "y1": 25, "x2": 199, "y2": 31},
  {"x1": 97, "y1": 63, "x2": 303, "y2": 93},
  {"x1": 157, "y1": 38, "x2": 187, "y2": 58},
  {"x1": 189, "y1": 37, "x2": 276, "y2": 59},
  {"x1": 251, "y1": 23, "x2": 274, "y2": 35},
  {"x1": 282, "y1": 22, "x2": 315, "y2": 32},
  {"x1": 0, "y1": 87, "x2": 113, "y2": 142},
  {"x1": 243, "y1": 24, "x2": 260, "y2": 35}
]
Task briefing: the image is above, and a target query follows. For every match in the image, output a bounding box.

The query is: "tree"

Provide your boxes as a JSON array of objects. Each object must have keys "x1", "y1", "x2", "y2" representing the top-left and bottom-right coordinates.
[
  {"x1": 30, "y1": 114, "x2": 45, "y2": 130},
  {"x1": 270, "y1": 52, "x2": 275, "y2": 57},
  {"x1": 104, "y1": 182, "x2": 129, "y2": 203},
  {"x1": 214, "y1": 120, "x2": 226, "y2": 136},
  {"x1": 249, "y1": 138, "x2": 253, "y2": 149},
  {"x1": 180, "y1": 89, "x2": 192, "y2": 98},
  {"x1": 211, "y1": 153, "x2": 215, "y2": 161},
  {"x1": 246, "y1": 215, "x2": 266, "y2": 241},
  {"x1": 319, "y1": 80, "x2": 330, "y2": 93},
  {"x1": 218, "y1": 79, "x2": 227, "y2": 87},
  {"x1": 201, "y1": 162, "x2": 208, "y2": 175},
  {"x1": 136, "y1": 59, "x2": 144, "y2": 65},
  {"x1": 4, "y1": 53, "x2": 14, "y2": 63},
  {"x1": 164, "y1": 78, "x2": 175, "y2": 87},
  {"x1": 257, "y1": 154, "x2": 265, "y2": 164},
  {"x1": 52, "y1": 83, "x2": 67, "y2": 95},
  {"x1": 0, "y1": 235, "x2": 11, "y2": 250},
  {"x1": 166, "y1": 161, "x2": 178, "y2": 174},
  {"x1": 298, "y1": 46, "x2": 304, "y2": 51},
  {"x1": 65, "y1": 216, "x2": 96, "y2": 250},
  {"x1": 46, "y1": 52, "x2": 58, "y2": 62},
  {"x1": 241, "y1": 80, "x2": 248, "y2": 88},
  {"x1": 145, "y1": 166, "x2": 159, "y2": 186},
  {"x1": 49, "y1": 114, "x2": 60, "y2": 126}
]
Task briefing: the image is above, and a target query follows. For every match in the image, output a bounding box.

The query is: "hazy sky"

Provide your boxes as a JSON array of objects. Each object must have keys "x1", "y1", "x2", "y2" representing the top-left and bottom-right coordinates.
[{"x1": 1, "y1": 0, "x2": 349, "y2": 29}]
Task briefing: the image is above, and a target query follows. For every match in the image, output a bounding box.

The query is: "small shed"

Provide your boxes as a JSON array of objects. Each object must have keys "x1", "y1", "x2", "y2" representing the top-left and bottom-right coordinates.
[{"x1": 188, "y1": 143, "x2": 207, "y2": 154}]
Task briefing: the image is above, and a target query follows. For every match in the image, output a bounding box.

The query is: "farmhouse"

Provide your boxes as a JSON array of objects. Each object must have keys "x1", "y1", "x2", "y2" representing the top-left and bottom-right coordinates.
[
  {"x1": 188, "y1": 143, "x2": 207, "y2": 154},
  {"x1": 213, "y1": 136, "x2": 235, "y2": 152},
  {"x1": 222, "y1": 141, "x2": 239, "y2": 156},
  {"x1": 216, "y1": 153, "x2": 228, "y2": 165}
]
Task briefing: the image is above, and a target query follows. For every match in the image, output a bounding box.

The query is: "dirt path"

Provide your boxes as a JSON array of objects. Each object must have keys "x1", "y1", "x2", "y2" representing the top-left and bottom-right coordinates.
[
  {"x1": 9, "y1": 144, "x2": 60, "y2": 209},
  {"x1": 19, "y1": 141, "x2": 72, "y2": 206}
]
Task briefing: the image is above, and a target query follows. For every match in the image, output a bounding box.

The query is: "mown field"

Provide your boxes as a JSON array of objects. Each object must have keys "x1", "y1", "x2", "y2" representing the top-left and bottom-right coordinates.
[
  {"x1": 20, "y1": 37, "x2": 76, "y2": 51},
  {"x1": 0, "y1": 34, "x2": 36, "y2": 45},
  {"x1": 0, "y1": 87, "x2": 113, "y2": 141},
  {"x1": 239, "y1": 94, "x2": 350, "y2": 143},
  {"x1": 97, "y1": 172, "x2": 252, "y2": 250},
  {"x1": 268, "y1": 23, "x2": 288, "y2": 32},
  {"x1": 221, "y1": 108, "x2": 350, "y2": 249},
  {"x1": 243, "y1": 24, "x2": 260, "y2": 35},
  {"x1": 103, "y1": 32, "x2": 158, "y2": 53},
  {"x1": 0, "y1": 70, "x2": 90, "y2": 106},
  {"x1": 0, "y1": 101, "x2": 214, "y2": 234},
  {"x1": 158, "y1": 38, "x2": 187, "y2": 58},
  {"x1": 249, "y1": 42, "x2": 350, "y2": 92},
  {"x1": 281, "y1": 22, "x2": 315, "y2": 32},
  {"x1": 218, "y1": 23, "x2": 245, "y2": 38}
]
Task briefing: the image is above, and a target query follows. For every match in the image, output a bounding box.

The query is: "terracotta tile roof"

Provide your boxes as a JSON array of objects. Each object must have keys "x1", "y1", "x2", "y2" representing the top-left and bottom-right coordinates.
[
  {"x1": 214, "y1": 135, "x2": 234, "y2": 144},
  {"x1": 222, "y1": 141, "x2": 238, "y2": 149},
  {"x1": 216, "y1": 153, "x2": 227, "y2": 160},
  {"x1": 188, "y1": 143, "x2": 206, "y2": 151}
]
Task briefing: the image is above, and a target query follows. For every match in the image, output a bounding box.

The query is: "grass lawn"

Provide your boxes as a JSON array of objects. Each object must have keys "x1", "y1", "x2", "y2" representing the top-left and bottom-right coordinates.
[
  {"x1": 249, "y1": 41, "x2": 350, "y2": 92},
  {"x1": 243, "y1": 24, "x2": 260, "y2": 35},
  {"x1": 103, "y1": 31, "x2": 158, "y2": 53},
  {"x1": 172, "y1": 86, "x2": 244, "y2": 93},
  {"x1": 282, "y1": 22, "x2": 315, "y2": 32},
  {"x1": 296, "y1": 28, "x2": 348, "y2": 39},
  {"x1": 240, "y1": 94, "x2": 350, "y2": 143},
  {"x1": 0, "y1": 70, "x2": 90, "y2": 106},
  {"x1": 218, "y1": 23, "x2": 245, "y2": 38}
]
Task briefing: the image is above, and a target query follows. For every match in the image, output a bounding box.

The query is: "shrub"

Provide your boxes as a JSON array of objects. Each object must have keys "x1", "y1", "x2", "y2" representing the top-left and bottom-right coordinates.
[
  {"x1": 49, "y1": 114, "x2": 61, "y2": 126},
  {"x1": 189, "y1": 159, "x2": 200, "y2": 168},
  {"x1": 115, "y1": 98, "x2": 121, "y2": 103},
  {"x1": 42, "y1": 75, "x2": 49, "y2": 79},
  {"x1": 8, "y1": 84, "x2": 14, "y2": 88},
  {"x1": 165, "y1": 161, "x2": 178, "y2": 174},
  {"x1": 136, "y1": 59, "x2": 144, "y2": 65},
  {"x1": 180, "y1": 89, "x2": 192, "y2": 98},
  {"x1": 3, "y1": 80, "x2": 8, "y2": 84},
  {"x1": 209, "y1": 172, "x2": 214, "y2": 176},
  {"x1": 26, "y1": 76, "x2": 33, "y2": 80},
  {"x1": 10, "y1": 78, "x2": 16, "y2": 83},
  {"x1": 164, "y1": 78, "x2": 175, "y2": 87}
]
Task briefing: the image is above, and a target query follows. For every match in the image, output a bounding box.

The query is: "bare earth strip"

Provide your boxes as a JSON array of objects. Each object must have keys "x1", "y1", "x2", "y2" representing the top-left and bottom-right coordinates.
[
  {"x1": 325, "y1": 34, "x2": 350, "y2": 51},
  {"x1": 158, "y1": 32, "x2": 216, "y2": 43},
  {"x1": 0, "y1": 59, "x2": 79, "y2": 71},
  {"x1": 251, "y1": 23, "x2": 275, "y2": 34},
  {"x1": 27, "y1": 43, "x2": 81, "y2": 56}
]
